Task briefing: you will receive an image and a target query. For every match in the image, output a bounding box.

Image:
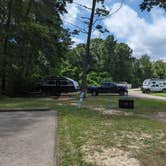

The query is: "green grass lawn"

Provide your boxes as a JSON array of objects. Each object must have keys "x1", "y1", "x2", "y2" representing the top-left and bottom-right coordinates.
[
  {"x1": 0, "y1": 95, "x2": 166, "y2": 166},
  {"x1": 151, "y1": 93, "x2": 166, "y2": 97}
]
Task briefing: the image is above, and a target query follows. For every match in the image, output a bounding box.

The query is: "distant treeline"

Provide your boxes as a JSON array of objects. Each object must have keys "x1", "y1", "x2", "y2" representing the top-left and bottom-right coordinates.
[{"x1": 61, "y1": 36, "x2": 166, "y2": 88}]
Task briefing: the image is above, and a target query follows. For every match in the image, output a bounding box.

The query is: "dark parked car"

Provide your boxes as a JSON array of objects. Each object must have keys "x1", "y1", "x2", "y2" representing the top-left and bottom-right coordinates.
[
  {"x1": 39, "y1": 76, "x2": 80, "y2": 96},
  {"x1": 88, "y1": 82, "x2": 128, "y2": 96}
]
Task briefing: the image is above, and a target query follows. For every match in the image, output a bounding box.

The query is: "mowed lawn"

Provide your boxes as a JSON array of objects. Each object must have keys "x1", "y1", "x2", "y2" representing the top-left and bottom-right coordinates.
[
  {"x1": 0, "y1": 95, "x2": 166, "y2": 166},
  {"x1": 151, "y1": 93, "x2": 166, "y2": 97}
]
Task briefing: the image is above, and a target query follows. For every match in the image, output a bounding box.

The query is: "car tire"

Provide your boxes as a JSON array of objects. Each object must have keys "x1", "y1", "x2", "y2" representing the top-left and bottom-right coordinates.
[
  {"x1": 163, "y1": 89, "x2": 166, "y2": 93},
  {"x1": 124, "y1": 91, "x2": 128, "y2": 96},
  {"x1": 92, "y1": 91, "x2": 98, "y2": 96},
  {"x1": 92, "y1": 91, "x2": 96, "y2": 96},
  {"x1": 146, "y1": 89, "x2": 150, "y2": 93},
  {"x1": 119, "y1": 91, "x2": 125, "y2": 96}
]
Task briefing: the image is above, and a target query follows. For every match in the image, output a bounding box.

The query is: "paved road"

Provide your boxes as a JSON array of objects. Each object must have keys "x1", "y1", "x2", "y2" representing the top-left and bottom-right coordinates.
[
  {"x1": 0, "y1": 111, "x2": 57, "y2": 166},
  {"x1": 129, "y1": 89, "x2": 166, "y2": 101}
]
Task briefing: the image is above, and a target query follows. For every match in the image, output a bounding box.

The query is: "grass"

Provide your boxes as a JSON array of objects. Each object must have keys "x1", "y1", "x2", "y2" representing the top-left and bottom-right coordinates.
[
  {"x1": 0, "y1": 95, "x2": 166, "y2": 166},
  {"x1": 151, "y1": 93, "x2": 166, "y2": 97}
]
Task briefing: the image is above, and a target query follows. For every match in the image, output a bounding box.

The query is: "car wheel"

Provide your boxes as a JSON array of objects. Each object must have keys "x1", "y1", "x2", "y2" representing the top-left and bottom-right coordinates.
[
  {"x1": 146, "y1": 89, "x2": 150, "y2": 93},
  {"x1": 92, "y1": 91, "x2": 96, "y2": 96},
  {"x1": 92, "y1": 91, "x2": 98, "y2": 96},
  {"x1": 55, "y1": 92, "x2": 61, "y2": 96},
  {"x1": 163, "y1": 89, "x2": 166, "y2": 93},
  {"x1": 119, "y1": 91, "x2": 125, "y2": 96},
  {"x1": 124, "y1": 91, "x2": 128, "y2": 96}
]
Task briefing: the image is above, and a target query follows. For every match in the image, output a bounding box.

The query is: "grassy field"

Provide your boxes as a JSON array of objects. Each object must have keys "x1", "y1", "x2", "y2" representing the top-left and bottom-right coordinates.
[
  {"x1": 0, "y1": 95, "x2": 166, "y2": 166},
  {"x1": 151, "y1": 93, "x2": 166, "y2": 97}
]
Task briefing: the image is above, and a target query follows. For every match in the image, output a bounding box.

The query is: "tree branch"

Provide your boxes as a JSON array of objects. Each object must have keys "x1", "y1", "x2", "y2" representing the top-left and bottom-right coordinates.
[
  {"x1": 93, "y1": 0, "x2": 125, "y2": 25},
  {"x1": 63, "y1": 20, "x2": 88, "y2": 34},
  {"x1": 73, "y1": 2, "x2": 92, "y2": 10}
]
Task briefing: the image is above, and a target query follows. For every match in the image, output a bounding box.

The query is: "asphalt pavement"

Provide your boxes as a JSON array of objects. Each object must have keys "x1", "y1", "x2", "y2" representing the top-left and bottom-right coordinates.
[{"x1": 0, "y1": 111, "x2": 57, "y2": 166}]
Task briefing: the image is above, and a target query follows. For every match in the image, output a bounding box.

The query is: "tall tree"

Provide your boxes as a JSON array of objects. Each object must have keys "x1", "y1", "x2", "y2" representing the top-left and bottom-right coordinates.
[
  {"x1": 152, "y1": 60, "x2": 166, "y2": 78},
  {"x1": 1, "y1": 0, "x2": 13, "y2": 94},
  {"x1": 0, "y1": 0, "x2": 72, "y2": 95},
  {"x1": 140, "y1": 0, "x2": 166, "y2": 11},
  {"x1": 69, "y1": 0, "x2": 110, "y2": 96},
  {"x1": 65, "y1": 35, "x2": 134, "y2": 86},
  {"x1": 82, "y1": 0, "x2": 97, "y2": 94}
]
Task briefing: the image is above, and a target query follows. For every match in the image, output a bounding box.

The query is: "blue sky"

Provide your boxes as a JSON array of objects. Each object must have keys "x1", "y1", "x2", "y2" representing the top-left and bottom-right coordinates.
[{"x1": 62, "y1": 0, "x2": 166, "y2": 61}]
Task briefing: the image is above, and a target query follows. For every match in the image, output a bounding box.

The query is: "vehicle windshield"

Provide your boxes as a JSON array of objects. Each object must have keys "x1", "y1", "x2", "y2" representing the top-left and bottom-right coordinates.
[
  {"x1": 101, "y1": 82, "x2": 116, "y2": 87},
  {"x1": 143, "y1": 79, "x2": 150, "y2": 85}
]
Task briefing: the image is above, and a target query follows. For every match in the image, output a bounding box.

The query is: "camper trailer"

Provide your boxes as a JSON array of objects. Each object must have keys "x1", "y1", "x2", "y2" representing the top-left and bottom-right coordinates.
[{"x1": 141, "y1": 78, "x2": 166, "y2": 93}]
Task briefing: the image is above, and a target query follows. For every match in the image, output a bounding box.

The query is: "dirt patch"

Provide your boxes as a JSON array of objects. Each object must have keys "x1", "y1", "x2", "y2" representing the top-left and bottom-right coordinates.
[
  {"x1": 81, "y1": 145, "x2": 140, "y2": 166},
  {"x1": 138, "y1": 112, "x2": 166, "y2": 122},
  {"x1": 93, "y1": 106, "x2": 166, "y2": 122},
  {"x1": 93, "y1": 106, "x2": 134, "y2": 116},
  {"x1": 70, "y1": 102, "x2": 77, "y2": 106},
  {"x1": 153, "y1": 112, "x2": 166, "y2": 122}
]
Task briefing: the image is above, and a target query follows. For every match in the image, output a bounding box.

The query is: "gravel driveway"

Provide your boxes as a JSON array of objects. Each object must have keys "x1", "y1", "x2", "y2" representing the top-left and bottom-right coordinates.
[
  {"x1": 129, "y1": 89, "x2": 166, "y2": 101},
  {"x1": 0, "y1": 111, "x2": 57, "y2": 166}
]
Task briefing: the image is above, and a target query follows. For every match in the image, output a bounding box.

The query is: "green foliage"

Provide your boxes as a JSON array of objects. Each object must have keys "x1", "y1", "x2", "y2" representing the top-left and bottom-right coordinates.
[
  {"x1": 63, "y1": 35, "x2": 166, "y2": 88},
  {"x1": 152, "y1": 60, "x2": 166, "y2": 78},
  {"x1": 140, "y1": 0, "x2": 166, "y2": 11},
  {"x1": 87, "y1": 71, "x2": 112, "y2": 86},
  {"x1": 64, "y1": 35, "x2": 133, "y2": 86},
  {"x1": 0, "y1": 0, "x2": 72, "y2": 96}
]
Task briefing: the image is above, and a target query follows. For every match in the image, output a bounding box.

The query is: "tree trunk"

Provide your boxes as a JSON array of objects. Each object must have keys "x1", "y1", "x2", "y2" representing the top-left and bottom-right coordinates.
[
  {"x1": 25, "y1": 0, "x2": 32, "y2": 17},
  {"x1": 1, "y1": 0, "x2": 13, "y2": 94},
  {"x1": 82, "y1": 0, "x2": 96, "y2": 96}
]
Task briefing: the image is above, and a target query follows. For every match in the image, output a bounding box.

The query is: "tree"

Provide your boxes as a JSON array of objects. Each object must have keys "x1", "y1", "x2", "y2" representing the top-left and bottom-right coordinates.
[
  {"x1": 140, "y1": 0, "x2": 166, "y2": 11},
  {"x1": 152, "y1": 60, "x2": 166, "y2": 78},
  {"x1": 64, "y1": 0, "x2": 125, "y2": 96},
  {"x1": 81, "y1": 0, "x2": 110, "y2": 95},
  {"x1": 113, "y1": 43, "x2": 133, "y2": 82},
  {"x1": 139, "y1": 55, "x2": 153, "y2": 80},
  {"x1": 0, "y1": 0, "x2": 72, "y2": 95},
  {"x1": 1, "y1": 0, "x2": 13, "y2": 94},
  {"x1": 60, "y1": 43, "x2": 85, "y2": 83},
  {"x1": 65, "y1": 35, "x2": 134, "y2": 87}
]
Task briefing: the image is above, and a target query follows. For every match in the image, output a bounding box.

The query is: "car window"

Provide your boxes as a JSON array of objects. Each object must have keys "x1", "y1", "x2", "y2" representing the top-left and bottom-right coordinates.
[
  {"x1": 60, "y1": 80, "x2": 68, "y2": 85},
  {"x1": 101, "y1": 83, "x2": 110, "y2": 87},
  {"x1": 47, "y1": 80, "x2": 56, "y2": 84},
  {"x1": 110, "y1": 83, "x2": 116, "y2": 87}
]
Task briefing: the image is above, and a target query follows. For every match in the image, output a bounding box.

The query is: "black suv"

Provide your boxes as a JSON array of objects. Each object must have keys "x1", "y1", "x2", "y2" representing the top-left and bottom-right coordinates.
[
  {"x1": 88, "y1": 82, "x2": 128, "y2": 96},
  {"x1": 39, "y1": 76, "x2": 80, "y2": 96}
]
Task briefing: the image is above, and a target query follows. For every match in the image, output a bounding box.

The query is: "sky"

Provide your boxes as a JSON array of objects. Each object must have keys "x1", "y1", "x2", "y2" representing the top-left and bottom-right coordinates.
[{"x1": 62, "y1": 0, "x2": 166, "y2": 61}]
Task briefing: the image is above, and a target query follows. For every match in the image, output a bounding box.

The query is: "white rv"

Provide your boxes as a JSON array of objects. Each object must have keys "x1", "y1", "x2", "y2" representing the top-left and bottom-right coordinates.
[{"x1": 142, "y1": 79, "x2": 166, "y2": 93}]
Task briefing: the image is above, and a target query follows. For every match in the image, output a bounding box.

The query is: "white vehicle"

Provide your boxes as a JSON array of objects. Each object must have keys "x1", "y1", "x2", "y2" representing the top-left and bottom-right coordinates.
[{"x1": 142, "y1": 79, "x2": 166, "y2": 93}]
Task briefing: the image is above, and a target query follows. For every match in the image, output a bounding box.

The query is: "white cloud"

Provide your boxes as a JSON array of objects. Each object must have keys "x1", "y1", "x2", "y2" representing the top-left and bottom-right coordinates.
[
  {"x1": 72, "y1": 37, "x2": 83, "y2": 47},
  {"x1": 92, "y1": 30, "x2": 101, "y2": 38},
  {"x1": 63, "y1": 3, "x2": 78, "y2": 24},
  {"x1": 63, "y1": 0, "x2": 111, "y2": 25},
  {"x1": 104, "y1": 3, "x2": 166, "y2": 61},
  {"x1": 74, "y1": 0, "x2": 92, "y2": 8}
]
